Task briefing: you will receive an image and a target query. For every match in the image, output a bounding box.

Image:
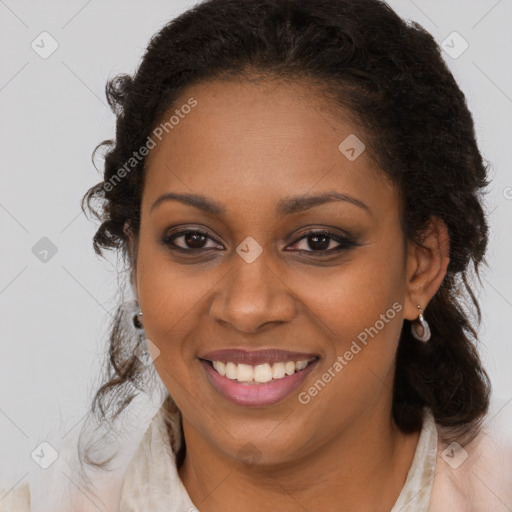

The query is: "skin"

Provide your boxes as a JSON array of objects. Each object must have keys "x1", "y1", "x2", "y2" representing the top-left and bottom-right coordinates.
[{"x1": 126, "y1": 77, "x2": 450, "y2": 512}]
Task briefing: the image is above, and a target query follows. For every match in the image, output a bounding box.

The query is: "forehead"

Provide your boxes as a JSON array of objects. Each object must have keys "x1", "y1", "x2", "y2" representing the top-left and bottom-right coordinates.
[{"x1": 142, "y1": 78, "x2": 395, "y2": 219}]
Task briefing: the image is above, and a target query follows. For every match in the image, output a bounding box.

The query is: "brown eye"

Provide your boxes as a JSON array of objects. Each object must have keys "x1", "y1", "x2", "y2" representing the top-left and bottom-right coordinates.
[
  {"x1": 162, "y1": 230, "x2": 222, "y2": 251},
  {"x1": 302, "y1": 233, "x2": 331, "y2": 251},
  {"x1": 287, "y1": 230, "x2": 356, "y2": 254}
]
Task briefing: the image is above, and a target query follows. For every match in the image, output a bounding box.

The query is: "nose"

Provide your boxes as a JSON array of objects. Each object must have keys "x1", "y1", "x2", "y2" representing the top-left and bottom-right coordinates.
[{"x1": 209, "y1": 252, "x2": 297, "y2": 333}]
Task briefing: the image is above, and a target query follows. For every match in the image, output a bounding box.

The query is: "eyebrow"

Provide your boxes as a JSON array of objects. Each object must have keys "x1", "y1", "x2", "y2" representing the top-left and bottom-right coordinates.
[{"x1": 150, "y1": 191, "x2": 370, "y2": 216}]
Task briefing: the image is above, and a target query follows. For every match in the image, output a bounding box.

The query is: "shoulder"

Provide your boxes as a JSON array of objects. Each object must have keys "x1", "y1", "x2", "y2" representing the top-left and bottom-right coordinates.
[
  {"x1": 429, "y1": 398, "x2": 512, "y2": 511},
  {"x1": 0, "y1": 481, "x2": 31, "y2": 512}
]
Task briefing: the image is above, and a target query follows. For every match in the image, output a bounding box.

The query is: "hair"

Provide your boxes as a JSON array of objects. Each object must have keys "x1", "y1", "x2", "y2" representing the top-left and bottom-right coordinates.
[{"x1": 79, "y1": 0, "x2": 491, "y2": 474}]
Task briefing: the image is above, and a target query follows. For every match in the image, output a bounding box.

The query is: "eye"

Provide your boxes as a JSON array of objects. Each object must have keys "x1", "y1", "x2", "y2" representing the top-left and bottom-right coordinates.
[
  {"x1": 161, "y1": 228, "x2": 357, "y2": 255},
  {"x1": 286, "y1": 229, "x2": 356, "y2": 254},
  {"x1": 162, "y1": 229, "x2": 223, "y2": 251}
]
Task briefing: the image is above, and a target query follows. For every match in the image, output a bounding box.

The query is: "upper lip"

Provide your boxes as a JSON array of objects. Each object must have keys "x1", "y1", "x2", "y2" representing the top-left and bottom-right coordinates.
[{"x1": 199, "y1": 348, "x2": 319, "y2": 366}]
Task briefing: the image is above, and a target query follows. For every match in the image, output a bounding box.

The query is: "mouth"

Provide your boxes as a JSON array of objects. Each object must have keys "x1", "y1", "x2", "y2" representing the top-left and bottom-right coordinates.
[
  {"x1": 198, "y1": 348, "x2": 320, "y2": 406},
  {"x1": 200, "y1": 357, "x2": 317, "y2": 383}
]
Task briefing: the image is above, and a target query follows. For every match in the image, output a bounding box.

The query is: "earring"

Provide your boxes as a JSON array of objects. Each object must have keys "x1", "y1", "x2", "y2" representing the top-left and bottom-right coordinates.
[
  {"x1": 133, "y1": 310, "x2": 143, "y2": 329},
  {"x1": 411, "y1": 305, "x2": 431, "y2": 342}
]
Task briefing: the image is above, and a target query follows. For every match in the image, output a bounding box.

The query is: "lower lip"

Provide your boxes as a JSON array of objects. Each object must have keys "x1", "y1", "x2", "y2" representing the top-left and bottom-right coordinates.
[{"x1": 199, "y1": 359, "x2": 319, "y2": 407}]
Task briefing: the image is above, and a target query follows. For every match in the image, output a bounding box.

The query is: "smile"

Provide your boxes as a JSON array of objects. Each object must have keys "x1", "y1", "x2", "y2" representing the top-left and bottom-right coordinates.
[
  {"x1": 210, "y1": 358, "x2": 317, "y2": 384},
  {"x1": 199, "y1": 351, "x2": 320, "y2": 406}
]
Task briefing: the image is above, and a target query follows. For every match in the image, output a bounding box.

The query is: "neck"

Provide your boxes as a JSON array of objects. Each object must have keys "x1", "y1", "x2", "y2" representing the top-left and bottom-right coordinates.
[{"x1": 178, "y1": 401, "x2": 421, "y2": 512}]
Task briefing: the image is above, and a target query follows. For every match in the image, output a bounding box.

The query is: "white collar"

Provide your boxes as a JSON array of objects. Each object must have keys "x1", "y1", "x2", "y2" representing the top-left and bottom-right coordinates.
[
  {"x1": 390, "y1": 409, "x2": 438, "y2": 511},
  {"x1": 119, "y1": 404, "x2": 437, "y2": 511},
  {"x1": 119, "y1": 403, "x2": 196, "y2": 511}
]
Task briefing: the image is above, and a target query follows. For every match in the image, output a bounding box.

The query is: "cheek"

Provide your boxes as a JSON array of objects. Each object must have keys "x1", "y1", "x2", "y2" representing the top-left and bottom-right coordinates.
[
  {"x1": 298, "y1": 235, "x2": 405, "y2": 341},
  {"x1": 135, "y1": 238, "x2": 239, "y2": 396},
  {"x1": 292, "y1": 233, "x2": 407, "y2": 414}
]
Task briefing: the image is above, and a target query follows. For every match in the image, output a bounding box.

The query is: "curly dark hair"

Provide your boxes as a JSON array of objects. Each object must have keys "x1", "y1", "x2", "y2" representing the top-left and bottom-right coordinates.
[{"x1": 78, "y1": 0, "x2": 491, "y2": 474}]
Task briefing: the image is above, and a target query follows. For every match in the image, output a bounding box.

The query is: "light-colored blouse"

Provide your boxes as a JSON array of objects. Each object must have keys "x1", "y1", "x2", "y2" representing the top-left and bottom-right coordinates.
[{"x1": 1, "y1": 400, "x2": 511, "y2": 511}]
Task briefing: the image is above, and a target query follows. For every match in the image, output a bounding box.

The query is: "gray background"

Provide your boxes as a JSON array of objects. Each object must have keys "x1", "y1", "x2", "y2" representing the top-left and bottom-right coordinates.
[{"x1": 1, "y1": 0, "x2": 511, "y2": 486}]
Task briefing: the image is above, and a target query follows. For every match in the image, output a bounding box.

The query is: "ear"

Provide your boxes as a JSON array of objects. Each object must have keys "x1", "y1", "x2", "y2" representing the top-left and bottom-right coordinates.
[
  {"x1": 123, "y1": 221, "x2": 139, "y2": 298},
  {"x1": 403, "y1": 216, "x2": 450, "y2": 320}
]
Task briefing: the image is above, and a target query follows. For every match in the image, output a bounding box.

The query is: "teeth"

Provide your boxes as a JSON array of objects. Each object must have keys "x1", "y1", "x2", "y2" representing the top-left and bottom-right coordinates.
[
  {"x1": 272, "y1": 362, "x2": 286, "y2": 379},
  {"x1": 295, "y1": 360, "x2": 308, "y2": 371},
  {"x1": 211, "y1": 358, "x2": 315, "y2": 383},
  {"x1": 237, "y1": 363, "x2": 254, "y2": 382},
  {"x1": 225, "y1": 362, "x2": 237, "y2": 379},
  {"x1": 285, "y1": 361, "x2": 295, "y2": 376},
  {"x1": 254, "y1": 364, "x2": 273, "y2": 383},
  {"x1": 212, "y1": 360, "x2": 226, "y2": 376}
]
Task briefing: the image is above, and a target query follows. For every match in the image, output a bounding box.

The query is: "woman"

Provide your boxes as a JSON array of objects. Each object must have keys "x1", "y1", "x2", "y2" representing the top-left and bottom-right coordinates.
[{"x1": 2, "y1": 0, "x2": 511, "y2": 510}]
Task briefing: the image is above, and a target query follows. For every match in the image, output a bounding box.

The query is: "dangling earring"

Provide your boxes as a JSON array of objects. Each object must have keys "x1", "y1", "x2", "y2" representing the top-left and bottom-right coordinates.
[
  {"x1": 411, "y1": 305, "x2": 431, "y2": 342},
  {"x1": 133, "y1": 310, "x2": 143, "y2": 330}
]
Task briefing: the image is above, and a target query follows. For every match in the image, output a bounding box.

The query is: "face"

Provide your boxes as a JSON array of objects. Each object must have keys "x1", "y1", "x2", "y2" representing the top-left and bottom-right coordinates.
[{"x1": 132, "y1": 78, "x2": 413, "y2": 465}]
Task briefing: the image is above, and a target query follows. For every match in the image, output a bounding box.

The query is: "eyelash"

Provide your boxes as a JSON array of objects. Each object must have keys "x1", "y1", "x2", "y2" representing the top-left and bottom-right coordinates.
[{"x1": 161, "y1": 228, "x2": 357, "y2": 256}]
